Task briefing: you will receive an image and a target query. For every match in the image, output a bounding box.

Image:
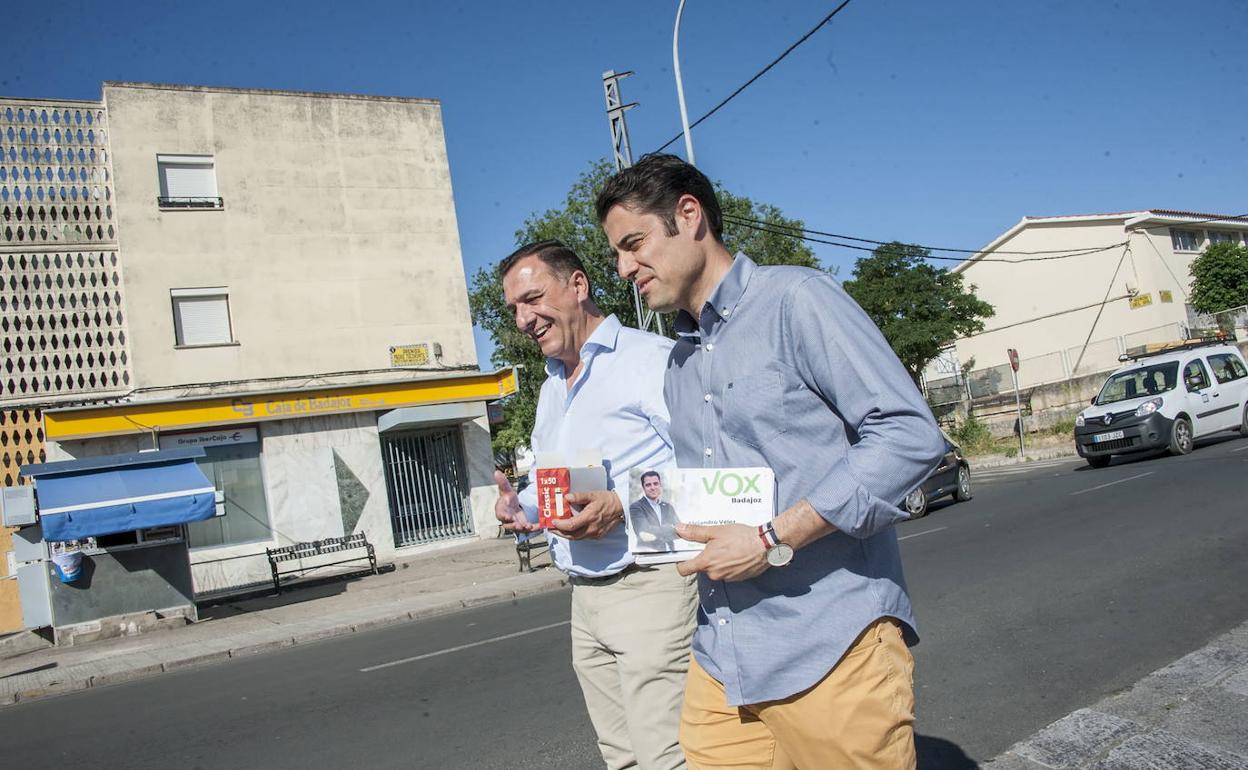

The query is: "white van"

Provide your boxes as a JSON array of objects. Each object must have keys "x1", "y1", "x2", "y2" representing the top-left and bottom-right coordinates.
[{"x1": 1074, "y1": 338, "x2": 1248, "y2": 468}]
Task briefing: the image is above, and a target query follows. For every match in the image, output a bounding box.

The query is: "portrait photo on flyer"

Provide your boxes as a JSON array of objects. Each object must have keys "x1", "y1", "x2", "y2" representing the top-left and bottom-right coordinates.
[{"x1": 624, "y1": 465, "x2": 776, "y2": 560}]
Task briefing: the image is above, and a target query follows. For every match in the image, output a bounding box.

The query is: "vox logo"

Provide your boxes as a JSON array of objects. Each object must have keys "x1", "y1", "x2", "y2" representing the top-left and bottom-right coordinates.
[{"x1": 701, "y1": 471, "x2": 762, "y2": 496}]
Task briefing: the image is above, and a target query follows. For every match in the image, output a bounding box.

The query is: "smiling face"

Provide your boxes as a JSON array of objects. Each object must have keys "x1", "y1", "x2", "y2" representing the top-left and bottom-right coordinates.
[
  {"x1": 603, "y1": 198, "x2": 710, "y2": 315},
  {"x1": 502, "y1": 255, "x2": 591, "y2": 370},
  {"x1": 642, "y1": 474, "x2": 663, "y2": 501}
]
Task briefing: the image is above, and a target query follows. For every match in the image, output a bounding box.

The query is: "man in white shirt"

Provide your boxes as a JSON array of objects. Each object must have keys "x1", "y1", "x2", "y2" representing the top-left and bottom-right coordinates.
[{"x1": 494, "y1": 240, "x2": 697, "y2": 770}]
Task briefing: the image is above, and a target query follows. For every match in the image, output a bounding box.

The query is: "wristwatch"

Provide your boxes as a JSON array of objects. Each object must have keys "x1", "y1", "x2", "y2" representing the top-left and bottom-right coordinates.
[{"x1": 757, "y1": 521, "x2": 794, "y2": 567}]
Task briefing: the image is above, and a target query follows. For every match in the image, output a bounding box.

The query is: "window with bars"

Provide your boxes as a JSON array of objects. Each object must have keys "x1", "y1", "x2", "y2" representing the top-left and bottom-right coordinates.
[{"x1": 171, "y1": 287, "x2": 234, "y2": 347}]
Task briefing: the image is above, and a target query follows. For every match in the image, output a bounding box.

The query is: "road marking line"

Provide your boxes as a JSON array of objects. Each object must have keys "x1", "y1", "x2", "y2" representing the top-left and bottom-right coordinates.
[
  {"x1": 1071, "y1": 472, "x2": 1154, "y2": 496},
  {"x1": 360, "y1": 620, "x2": 571, "y2": 672},
  {"x1": 899, "y1": 526, "x2": 948, "y2": 541},
  {"x1": 1233, "y1": 444, "x2": 1248, "y2": 453}
]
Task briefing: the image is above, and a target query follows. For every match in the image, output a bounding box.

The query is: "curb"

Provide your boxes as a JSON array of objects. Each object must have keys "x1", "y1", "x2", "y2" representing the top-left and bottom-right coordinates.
[
  {"x1": 968, "y1": 447, "x2": 1078, "y2": 469},
  {"x1": 0, "y1": 571, "x2": 569, "y2": 708},
  {"x1": 983, "y1": 620, "x2": 1248, "y2": 768}
]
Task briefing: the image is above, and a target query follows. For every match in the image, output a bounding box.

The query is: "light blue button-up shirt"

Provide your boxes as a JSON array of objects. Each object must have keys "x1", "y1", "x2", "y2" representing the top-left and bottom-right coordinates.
[
  {"x1": 518, "y1": 314, "x2": 675, "y2": 578},
  {"x1": 666, "y1": 255, "x2": 946, "y2": 706}
]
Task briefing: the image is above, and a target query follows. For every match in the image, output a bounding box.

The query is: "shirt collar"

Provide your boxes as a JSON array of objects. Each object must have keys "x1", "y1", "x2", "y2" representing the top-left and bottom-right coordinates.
[
  {"x1": 674, "y1": 253, "x2": 757, "y2": 336},
  {"x1": 544, "y1": 314, "x2": 623, "y2": 378}
]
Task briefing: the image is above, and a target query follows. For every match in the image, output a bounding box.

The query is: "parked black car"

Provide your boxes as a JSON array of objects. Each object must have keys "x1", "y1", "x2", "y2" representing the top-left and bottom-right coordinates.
[{"x1": 903, "y1": 436, "x2": 972, "y2": 518}]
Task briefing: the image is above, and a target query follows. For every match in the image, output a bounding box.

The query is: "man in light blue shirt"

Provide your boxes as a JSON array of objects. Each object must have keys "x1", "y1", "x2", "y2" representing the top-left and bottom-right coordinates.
[
  {"x1": 493, "y1": 240, "x2": 698, "y2": 770},
  {"x1": 598, "y1": 156, "x2": 946, "y2": 769}
]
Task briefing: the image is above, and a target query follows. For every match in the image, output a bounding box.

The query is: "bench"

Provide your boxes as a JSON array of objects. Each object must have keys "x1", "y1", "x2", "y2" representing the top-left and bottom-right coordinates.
[
  {"x1": 266, "y1": 532, "x2": 378, "y2": 594},
  {"x1": 514, "y1": 529, "x2": 549, "y2": 573}
]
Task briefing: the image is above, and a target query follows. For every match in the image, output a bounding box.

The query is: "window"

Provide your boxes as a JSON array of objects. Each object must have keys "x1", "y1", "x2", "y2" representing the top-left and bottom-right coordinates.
[
  {"x1": 172, "y1": 287, "x2": 234, "y2": 347},
  {"x1": 1183, "y1": 359, "x2": 1211, "y2": 391},
  {"x1": 185, "y1": 442, "x2": 272, "y2": 549},
  {"x1": 1207, "y1": 230, "x2": 1238, "y2": 245},
  {"x1": 1096, "y1": 362, "x2": 1178, "y2": 405},
  {"x1": 157, "y1": 154, "x2": 221, "y2": 208},
  {"x1": 1170, "y1": 229, "x2": 1201, "y2": 252},
  {"x1": 1208, "y1": 353, "x2": 1248, "y2": 384}
]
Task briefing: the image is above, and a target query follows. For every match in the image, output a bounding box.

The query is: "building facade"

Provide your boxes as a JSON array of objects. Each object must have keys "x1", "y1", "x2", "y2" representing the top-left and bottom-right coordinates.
[
  {"x1": 1, "y1": 84, "x2": 513, "y2": 619},
  {"x1": 943, "y1": 211, "x2": 1248, "y2": 394}
]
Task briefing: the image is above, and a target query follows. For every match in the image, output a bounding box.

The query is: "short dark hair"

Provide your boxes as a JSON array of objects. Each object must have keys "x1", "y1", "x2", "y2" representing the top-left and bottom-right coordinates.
[
  {"x1": 595, "y1": 153, "x2": 723, "y2": 241},
  {"x1": 640, "y1": 470, "x2": 661, "y2": 484},
  {"x1": 499, "y1": 239, "x2": 592, "y2": 292}
]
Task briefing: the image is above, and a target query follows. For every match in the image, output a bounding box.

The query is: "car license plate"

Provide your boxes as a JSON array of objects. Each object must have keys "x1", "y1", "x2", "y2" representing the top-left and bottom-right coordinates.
[{"x1": 1092, "y1": 430, "x2": 1125, "y2": 443}]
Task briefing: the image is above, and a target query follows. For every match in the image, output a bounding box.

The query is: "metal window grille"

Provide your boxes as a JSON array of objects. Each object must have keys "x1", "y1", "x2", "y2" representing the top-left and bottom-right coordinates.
[{"x1": 381, "y1": 427, "x2": 474, "y2": 547}]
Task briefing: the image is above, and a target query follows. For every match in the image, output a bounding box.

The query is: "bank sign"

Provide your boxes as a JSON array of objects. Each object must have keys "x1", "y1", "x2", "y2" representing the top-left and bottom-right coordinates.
[{"x1": 159, "y1": 427, "x2": 259, "y2": 450}]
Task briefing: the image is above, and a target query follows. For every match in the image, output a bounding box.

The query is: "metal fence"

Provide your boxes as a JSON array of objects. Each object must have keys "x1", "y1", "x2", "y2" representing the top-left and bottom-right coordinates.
[
  {"x1": 927, "y1": 317, "x2": 1241, "y2": 405},
  {"x1": 380, "y1": 428, "x2": 474, "y2": 547}
]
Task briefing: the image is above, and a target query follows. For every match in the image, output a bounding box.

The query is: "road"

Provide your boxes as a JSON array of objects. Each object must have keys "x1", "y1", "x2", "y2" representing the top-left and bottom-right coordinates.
[{"x1": 2, "y1": 434, "x2": 1246, "y2": 768}]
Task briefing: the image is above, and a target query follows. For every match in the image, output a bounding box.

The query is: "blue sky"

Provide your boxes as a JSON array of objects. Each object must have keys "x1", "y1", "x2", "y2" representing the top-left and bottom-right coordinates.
[{"x1": 9, "y1": 1, "x2": 1247, "y2": 369}]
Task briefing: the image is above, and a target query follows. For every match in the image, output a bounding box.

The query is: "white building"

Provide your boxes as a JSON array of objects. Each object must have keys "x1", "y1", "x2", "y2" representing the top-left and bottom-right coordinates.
[
  {"x1": 943, "y1": 210, "x2": 1248, "y2": 395},
  {"x1": 0, "y1": 83, "x2": 515, "y2": 617}
]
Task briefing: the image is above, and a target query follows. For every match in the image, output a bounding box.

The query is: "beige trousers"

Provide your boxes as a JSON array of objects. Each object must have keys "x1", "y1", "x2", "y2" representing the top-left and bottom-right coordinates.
[
  {"x1": 570, "y1": 563, "x2": 699, "y2": 770},
  {"x1": 680, "y1": 618, "x2": 917, "y2": 770}
]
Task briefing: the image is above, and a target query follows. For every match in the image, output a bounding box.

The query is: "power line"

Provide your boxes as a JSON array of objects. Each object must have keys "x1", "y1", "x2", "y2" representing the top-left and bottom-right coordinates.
[
  {"x1": 655, "y1": 0, "x2": 855, "y2": 154},
  {"x1": 1071, "y1": 242, "x2": 1133, "y2": 375},
  {"x1": 723, "y1": 213, "x2": 1123, "y2": 255},
  {"x1": 723, "y1": 217, "x2": 1127, "y2": 264},
  {"x1": 722, "y1": 213, "x2": 1126, "y2": 257}
]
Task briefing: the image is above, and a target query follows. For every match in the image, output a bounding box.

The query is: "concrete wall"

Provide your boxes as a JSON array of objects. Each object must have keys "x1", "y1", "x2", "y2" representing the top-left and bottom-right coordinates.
[
  {"x1": 102, "y1": 83, "x2": 477, "y2": 390},
  {"x1": 949, "y1": 339, "x2": 1248, "y2": 441}
]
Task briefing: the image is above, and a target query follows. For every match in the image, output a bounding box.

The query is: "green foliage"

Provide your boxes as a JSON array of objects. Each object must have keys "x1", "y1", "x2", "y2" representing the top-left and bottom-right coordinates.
[
  {"x1": 1003, "y1": 445, "x2": 1018, "y2": 458},
  {"x1": 1189, "y1": 241, "x2": 1248, "y2": 315},
  {"x1": 469, "y1": 159, "x2": 820, "y2": 453},
  {"x1": 950, "y1": 414, "x2": 994, "y2": 454},
  {"x1": 841, "y1": 242, "x2": 995, "y2": 384},
  {"x1": 1048, "y1": 418, "x2": 1076, "y2": 436}
]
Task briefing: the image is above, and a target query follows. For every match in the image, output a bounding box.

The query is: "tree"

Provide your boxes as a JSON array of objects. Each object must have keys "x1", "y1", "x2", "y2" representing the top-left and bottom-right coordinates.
[
  {"x1": 469, "y1": 159, "x2": 820, "y2": 453},
  {"x1": 841, "y1": 242, "x2": 995, "y2": 385},
  {"x1": 1189, "y1": 241, "x2": 1248, "y2": 316}
]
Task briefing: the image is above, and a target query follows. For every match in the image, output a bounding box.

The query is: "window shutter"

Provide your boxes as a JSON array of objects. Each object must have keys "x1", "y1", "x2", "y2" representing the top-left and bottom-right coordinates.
[
  {"x1": 160, "y1": 163, "x2": 218, "y2": 199},
  {"x1": 174, "y1": 294, "x2": 232, "y2": 346}
]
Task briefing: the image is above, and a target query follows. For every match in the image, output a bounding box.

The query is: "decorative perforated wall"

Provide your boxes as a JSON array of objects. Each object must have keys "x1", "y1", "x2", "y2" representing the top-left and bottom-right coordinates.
[
  {"x1": 0, "y1": 408, "x2": 43, "y2": 487},
  {"x1": 1, "y1": 101, "x2": 114, "y2": 246},
  {"x1": 0, "y1": 99, "x2": 130, "y2": 407}
]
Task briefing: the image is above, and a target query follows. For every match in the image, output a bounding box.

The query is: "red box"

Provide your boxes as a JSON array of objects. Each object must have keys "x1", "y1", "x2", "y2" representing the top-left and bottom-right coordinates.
[{"x1": 536, "y1": 467, "x2": 573, "y2": 527}]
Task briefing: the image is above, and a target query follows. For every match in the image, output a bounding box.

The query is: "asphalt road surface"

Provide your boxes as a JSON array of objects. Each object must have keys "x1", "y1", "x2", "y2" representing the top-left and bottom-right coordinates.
[{"x1": 3, "y1": 433, "x2": 1246, "y2": 768}]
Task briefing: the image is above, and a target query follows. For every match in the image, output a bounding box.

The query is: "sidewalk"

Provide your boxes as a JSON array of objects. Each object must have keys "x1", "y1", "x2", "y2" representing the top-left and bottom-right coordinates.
[
  {"x1": 985, "y1": 619, "x2": 1248, "y2": 769},
  {"x1": 0, "y1": 536, "x2": 566, "y2": 706}
]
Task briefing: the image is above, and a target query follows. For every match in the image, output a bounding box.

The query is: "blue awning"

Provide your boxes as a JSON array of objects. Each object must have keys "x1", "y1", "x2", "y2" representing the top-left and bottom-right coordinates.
[{"x1": 22, "y1": 448, "x2": 217, "y2": 541}]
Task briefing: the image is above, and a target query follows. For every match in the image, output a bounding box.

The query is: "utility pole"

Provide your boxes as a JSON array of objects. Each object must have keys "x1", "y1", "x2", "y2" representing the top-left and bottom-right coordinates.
[
  {"x1": 673, "y1": 0, "x2": 696, "y2": 165},
  {"x1": 602, "y1": 69, "x2": 664, "y2": 335}
]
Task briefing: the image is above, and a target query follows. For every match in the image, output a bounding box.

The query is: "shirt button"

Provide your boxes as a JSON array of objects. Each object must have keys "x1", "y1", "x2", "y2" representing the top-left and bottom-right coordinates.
[
  {"x1": 704, "y1": 448, "x2": 713, "y2": 457},
  {"x1": 717, "y1": 618, "x2": 728, "y2": 626},
  {"x1": 703, "y1": 393, "x2": 712, "y2": 402},
  {"x1": 705, "y1": 343, "x2": 714, "y2": 352},
  {"x1": 722, "y1": 308, "x2": 731, "y2": 317}
]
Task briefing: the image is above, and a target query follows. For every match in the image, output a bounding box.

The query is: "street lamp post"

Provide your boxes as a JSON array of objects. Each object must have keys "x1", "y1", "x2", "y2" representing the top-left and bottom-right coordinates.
[{"x1": 673, "y1": 0, "x2": 696, "y2": 165}]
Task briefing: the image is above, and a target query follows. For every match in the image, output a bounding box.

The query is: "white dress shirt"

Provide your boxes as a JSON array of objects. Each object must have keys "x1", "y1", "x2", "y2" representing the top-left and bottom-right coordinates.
[{"x1": 517, "y1": 314, "x2": 675, "y2": 577}]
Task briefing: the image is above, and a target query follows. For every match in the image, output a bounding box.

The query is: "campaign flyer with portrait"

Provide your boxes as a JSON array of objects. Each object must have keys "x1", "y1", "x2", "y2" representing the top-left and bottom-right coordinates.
[{"x1": 625, "y1": 465, "x2": 775, "y2": 564}]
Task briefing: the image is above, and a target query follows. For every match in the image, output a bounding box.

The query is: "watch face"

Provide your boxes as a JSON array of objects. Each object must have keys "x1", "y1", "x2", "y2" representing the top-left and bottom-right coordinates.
[{"x1": 766, "y1": 543, "x2": 794, "y2": 567}]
